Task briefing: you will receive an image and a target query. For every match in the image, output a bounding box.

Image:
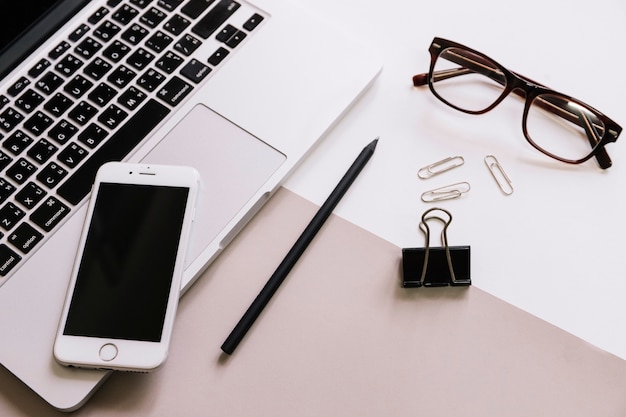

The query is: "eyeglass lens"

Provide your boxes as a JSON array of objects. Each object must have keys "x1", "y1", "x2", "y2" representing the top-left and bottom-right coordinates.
[
  {"x1": 431, "y1": 47, "x2": 607, "y2": 163},
  {"x1": 526, "y1": 94, "x2": 605, "y2": 162}
]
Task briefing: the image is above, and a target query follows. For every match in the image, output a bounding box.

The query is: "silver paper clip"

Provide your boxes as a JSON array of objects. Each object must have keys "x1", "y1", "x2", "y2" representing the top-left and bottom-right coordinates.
[
  {"x1": 421, "y1": 182, "x2": 470, "y2": 203},
  {"x1": 417, "y1": 156, "x2": 465, "y2": 179},
  {"x1": 484, "y1": 155, "x2": 513, "y2": 195}
]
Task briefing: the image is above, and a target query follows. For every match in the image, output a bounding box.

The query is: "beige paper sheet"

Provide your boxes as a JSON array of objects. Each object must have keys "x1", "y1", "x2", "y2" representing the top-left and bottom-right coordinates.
[{"x1": 1, "y1": 187, "x2": 625, "y2": 416}]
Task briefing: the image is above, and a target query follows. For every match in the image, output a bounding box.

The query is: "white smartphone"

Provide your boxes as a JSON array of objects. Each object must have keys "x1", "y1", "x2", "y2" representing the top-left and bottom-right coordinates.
[{"x1": 54, "y1": 162, "x2": 199, "y2": 372}]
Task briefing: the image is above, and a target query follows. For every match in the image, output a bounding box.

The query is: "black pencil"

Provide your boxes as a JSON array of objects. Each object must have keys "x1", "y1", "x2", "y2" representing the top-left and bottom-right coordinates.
[{"x1": 221, "y1": 138, "x2": 379, "y2": 355}]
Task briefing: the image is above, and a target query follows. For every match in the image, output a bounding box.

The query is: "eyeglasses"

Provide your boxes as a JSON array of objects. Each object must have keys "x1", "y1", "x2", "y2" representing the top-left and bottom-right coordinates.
[{"x1": 413, "y1": 37, "x2": 622, "y2": 169}]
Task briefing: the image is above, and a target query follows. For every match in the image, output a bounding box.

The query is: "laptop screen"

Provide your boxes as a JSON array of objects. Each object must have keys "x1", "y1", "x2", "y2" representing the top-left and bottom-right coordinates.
[{"x1": 0, "y1": 0, "x2": 90, "y2": 79}]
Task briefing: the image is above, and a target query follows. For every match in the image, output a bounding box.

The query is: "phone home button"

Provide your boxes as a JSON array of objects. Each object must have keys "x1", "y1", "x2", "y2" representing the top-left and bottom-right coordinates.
[{"x1": 99, "y1": 343, "x2": 118, "y2": 362}]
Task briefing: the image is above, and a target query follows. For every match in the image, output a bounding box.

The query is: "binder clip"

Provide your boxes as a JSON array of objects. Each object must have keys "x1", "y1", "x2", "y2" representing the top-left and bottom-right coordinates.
[{"x1": 402, "y1": 207, "x2": 471, "y2": 288}]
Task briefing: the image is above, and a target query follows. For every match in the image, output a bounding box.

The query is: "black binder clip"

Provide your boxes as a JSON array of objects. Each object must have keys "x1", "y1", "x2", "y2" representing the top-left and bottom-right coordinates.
[{"x1": 402, "y1": 207, "x2": 471, "y2": 288}]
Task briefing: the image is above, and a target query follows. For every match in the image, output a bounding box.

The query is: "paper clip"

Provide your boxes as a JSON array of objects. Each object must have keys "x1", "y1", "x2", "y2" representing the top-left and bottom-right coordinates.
[
  {"x1": 417, "y1": 156, "x2": 464, "y2": 179},
  {"x1": 421, "y1": 182, "x2": 470, "y2": 203},
  {"x1": 401, "y1": 207, "x2": 471, "y2": 288},
  {"x1": 484, "y1": 155, "x2": 513, "y2": 195}
]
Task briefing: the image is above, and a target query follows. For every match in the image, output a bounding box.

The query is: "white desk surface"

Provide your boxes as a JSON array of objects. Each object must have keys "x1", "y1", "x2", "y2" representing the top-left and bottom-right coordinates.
[
  {"x1": 2, "y1": 0, "x2": 625, "y2": 414},
  {"x1": 285, "y1": 0, "x2": 626, "y2": 360}
]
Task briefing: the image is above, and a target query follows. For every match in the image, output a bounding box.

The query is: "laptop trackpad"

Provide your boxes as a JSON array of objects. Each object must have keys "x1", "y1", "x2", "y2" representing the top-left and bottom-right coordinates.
[{"x1": 142, "y1": 104, "x2": 286, "y2": 264}]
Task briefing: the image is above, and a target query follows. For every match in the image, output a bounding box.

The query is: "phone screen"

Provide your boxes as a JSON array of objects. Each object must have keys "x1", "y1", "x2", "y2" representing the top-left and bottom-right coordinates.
[{"x1": 63, "y1": 182, "x2": 190, "y2": 342}]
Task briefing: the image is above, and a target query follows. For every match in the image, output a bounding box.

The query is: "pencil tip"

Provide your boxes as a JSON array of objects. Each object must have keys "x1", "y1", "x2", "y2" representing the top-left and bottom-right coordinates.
[{"x1": 369, "y1": 137, "x2": 379, "y2": 149}]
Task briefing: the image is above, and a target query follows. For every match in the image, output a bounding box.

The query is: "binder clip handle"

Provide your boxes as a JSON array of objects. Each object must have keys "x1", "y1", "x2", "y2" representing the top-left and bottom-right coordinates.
[
  {"x1": 401, "y1": 207, "x2": 471, "y2": 288},
  {"x1": 419, "y1": 207, "x2": 455, "y2": 285}
]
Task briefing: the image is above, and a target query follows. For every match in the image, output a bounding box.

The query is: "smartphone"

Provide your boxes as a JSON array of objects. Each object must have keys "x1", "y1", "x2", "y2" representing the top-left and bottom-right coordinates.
[{"x1": 54, "y1": 162, "x2": 199, "y2": 372}]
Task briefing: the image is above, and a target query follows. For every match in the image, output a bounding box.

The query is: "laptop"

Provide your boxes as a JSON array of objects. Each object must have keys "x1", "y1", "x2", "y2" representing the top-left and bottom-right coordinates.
[{"x1": 0, "y1": 0, "x2": 381, "y2": 410}]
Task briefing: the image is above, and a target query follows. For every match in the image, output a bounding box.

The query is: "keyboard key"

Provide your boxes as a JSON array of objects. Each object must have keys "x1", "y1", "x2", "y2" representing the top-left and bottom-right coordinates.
[
  {"x1": 7, "y1": 158, "x2": 37, "y2": 185},
  {"x1": 8, "y1": 222, "x2": 43, "y2": 254},
  {"x1": 181, "y1": 0, "x2": 215, "y2": 18},
  {"x1": 48, "y1": 119, "x2": 78, "y2": 145},
  {"x1": 180, "y1": 58, "x2": 211, "y2": 83},
  {"x1": 107, "y1": 65, "x2": 136, "y2": 88},
  {"x1": 145, "y1": 31, "x2": 173, "y2": 53},
  {"x1": 243, "y1": 13, "x2": 264, "y2": 31},
  {"x1": 57, "y1": 99, "x2": 170, "y2": 205},
  {"x1": 223, "y1": 29, "x2": 246, "y2": 48},
  {"x1": 158, "y1": 0, "x2": 184, "y2": 11},
  {"x1": 7, "y1": 77, "x2": 30, "y2": 97},
  {"x1": 98, "y1": 104, "x2": 128, "y2": 129},
  {"x1": 23, "y1": 111, "x2": 53, "y2": 136},
  {"x1": 126, "y1": 48, "x2": 154, "y2": 70},
  {"x1": 207, "y1": 46, "x2": 229, "y2": 66},
  {"x1": 84, "y1": 58, "x2": 113, "y2": 80},
  {"x1": 216, "y1": 24, "x2": 246, "y2": 48},
  {"x1": 68, "y1": 101, "x2": 98, "y2": 125},
  {"x1": 78, "y1": 123, "x2": 108, "y2": 148},
  {"x1": 216, "y1": 24, "x2": 237, "y2": 43},
  {"x1": 57, "y1": 143, "x2": 87, "y2": 168},
  {"x1": 88, "y1": 7, "x2": 109, "y2": 24},
  {"x1": 156, "y1": 51, "x2": 184, "y2": 73},
  {"x1": 102, "y1": 40, "x2": 131, "y2": 62},
  {"x1": 94, "y1": 20, "x2": 121, "y2": 42},
  {"x1": 112, "y1": 4, "x2": 139, "y2": 25},
  {"x1": 129, "y1": 0, "x2": 151, "y2": 9},
  {"x1": 28, "y1": 59, "x2": 51, "y2": 78},
  {"x1": 44, "y1": 93, "x2": 74, "y2": 117},
  {"x1": 37, "y1": 162, "x2": 68, "y2": 189},
  {"x1": 49, "y1": 41, "x2": 71, "y2": 59},
  {"x1": 0, "y1": 151, "x2": 12, "y2": 171},
  {"x1": 75, "y1": 37, "x2": 103, "y2": 59},
  {"x1": 137, "y1": 68, "x2": 165, "y2": 92},
  {"x1": 3, "y1": 131, "x2": 33, "y2": 156},
  {"x1": 15, "y1": 89, "x2": 45, "y2": 113},
  {"x1": 27, "y1": 139, "x2": 58, "y2": 164},
  {"x1": 141, "y1": 7, "x2": 167, "y2": 28},
  {"x1": 157, "y1": 76, "x2": 192, "y2": 106},
  {"x1": 69, "y1": 23, "x2": 90, "y2": 42},
  {"x1": 88, "y1": 82, "x2": 118, "y2": 107},
  {"x1": 0, "y1": 202, "x2": 26, "y2": 231},
  {"x1": 0, "y1": 108, "x2": 24, "y2": 133},
  {"x1": 0, "y1": 179, "x2": 16, "y2": 204},
  {"x1": 117, "y1": 86, "x2": 146, "y2": 110},
  {"x1": 15, "y1": 182, "x2": 47, "y2": 209},
  {"x1": 0, "y1": 95, "x2": 9, "y2": 110},
  {"x1": 0, "y1": 244, "x2": 21, "y2": 276},
  {"x1": 35, "y1": 72, "x2": 64, "y2": 95},
  {"x1": 30, "y1": 196, "x2": 70, "y2": 232},
  {"x1": 164, "y1": 14, "x2": 190, "y2": 35},
  {"x1": 64, "y1": 75, "x2": 94, "y2": 99},
  {"x1": 192, "y1": 0, "x2": 240, "y2": 39},
  {"x1": 174, "y1": 33, "x2": 201, "y2": 56},
  {"x1": 122, "y1": 23, "x2": 149, "y2": 45}
]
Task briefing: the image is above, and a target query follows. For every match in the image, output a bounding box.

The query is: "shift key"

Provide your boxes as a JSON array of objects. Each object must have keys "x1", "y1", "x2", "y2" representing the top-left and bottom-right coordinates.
[{"x1": 192, "y1": 0, "x2": 240, "y2": 39}]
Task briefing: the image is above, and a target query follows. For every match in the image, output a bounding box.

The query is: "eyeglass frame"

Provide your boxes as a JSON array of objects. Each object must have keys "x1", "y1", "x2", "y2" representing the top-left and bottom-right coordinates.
[{"x1": 413, "y1": 37, "x2": 622, "y2": 169}]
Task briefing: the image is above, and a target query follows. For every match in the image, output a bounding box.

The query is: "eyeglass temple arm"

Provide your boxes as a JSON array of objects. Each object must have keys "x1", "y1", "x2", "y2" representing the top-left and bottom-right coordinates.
[
  {"x1": 553, "y1": 97, "x2": 612, "y2": 168},
  {"x1": 413, "y1": 50, "x2": 503, "y2": 87}
]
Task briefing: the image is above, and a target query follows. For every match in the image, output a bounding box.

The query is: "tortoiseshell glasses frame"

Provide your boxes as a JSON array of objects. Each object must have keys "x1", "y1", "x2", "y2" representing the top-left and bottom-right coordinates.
[{"x1": 413, "y1": 37, "x2": 622, "y2": 169}]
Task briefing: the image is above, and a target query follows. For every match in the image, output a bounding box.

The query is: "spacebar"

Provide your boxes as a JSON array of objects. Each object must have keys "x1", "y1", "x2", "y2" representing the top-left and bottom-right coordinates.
[{"x1": 57, "y1": 99, "x2": 170, "y2": 205}]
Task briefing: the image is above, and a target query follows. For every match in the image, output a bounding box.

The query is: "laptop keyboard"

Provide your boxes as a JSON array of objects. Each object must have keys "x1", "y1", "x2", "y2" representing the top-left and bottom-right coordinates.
[{"x1": 0, "y1": 0, "x2": 265, "y2": 282}]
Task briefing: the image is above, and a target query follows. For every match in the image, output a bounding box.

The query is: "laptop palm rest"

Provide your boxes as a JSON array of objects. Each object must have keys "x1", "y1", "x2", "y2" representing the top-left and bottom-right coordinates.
[{"x1": 142, "y1": 104, "x2": 286, "y2": 272}]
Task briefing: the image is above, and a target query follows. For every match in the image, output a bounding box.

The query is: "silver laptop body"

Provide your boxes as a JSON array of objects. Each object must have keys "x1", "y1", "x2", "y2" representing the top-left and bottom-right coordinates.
[{"x1": 0, "y1": 0, "x2": 381, "y2": 410}]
